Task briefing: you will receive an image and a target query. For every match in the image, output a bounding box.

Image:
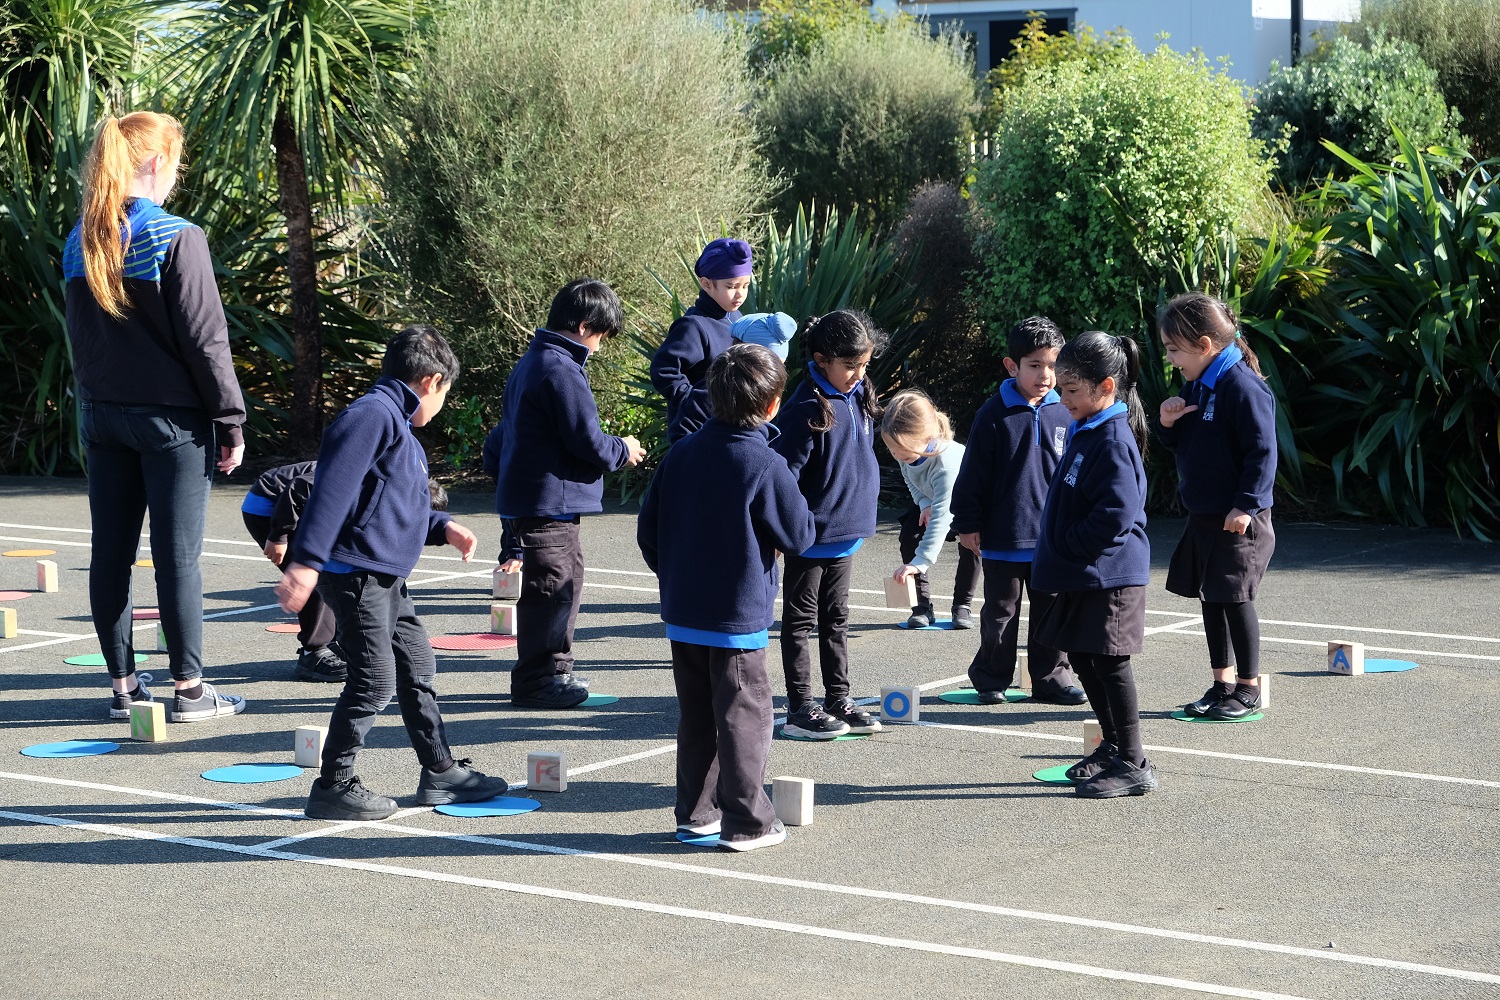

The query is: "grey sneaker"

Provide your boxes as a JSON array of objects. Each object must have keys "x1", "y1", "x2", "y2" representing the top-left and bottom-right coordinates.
[
  {"x1": 306, "y1": 776, "x2": 397, "y2": 821},
  {"x1": 719, "y1": 819, "x2": 787, "y2": 853},
  {"x1": 169, "y1": 683, "x2": 246, "y2": 723},
  {"x1": 415, "y1": 758, "x2": 509, "y2": 806},
  {"x1": 108, "y1": 672, "x2": 154, "y2": 719}
]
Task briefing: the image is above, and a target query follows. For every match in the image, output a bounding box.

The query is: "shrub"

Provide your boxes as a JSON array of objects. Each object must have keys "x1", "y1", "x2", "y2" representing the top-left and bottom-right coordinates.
[
  {"x1": 969, "y1": 37, "x2": 1272, "y2": 338},
  {"x1": 383, "y1": 0, "x2": 770, "y2": 421},
  {"x1": 739, "y1": 0, "x2": 884, "y2": 79},
  {"x1": 1253, "y1": 32, "x2": 1463, "y2": 189},
  {"x1": 1350, "y1": 0, "x2": 1500, "y2": 159},
  {"x1": 758, "y1": 20, "x2": 976, "y2": 228},
  {"x1": 978, "y1": 15, "x2": 1133, "y2": 134}
]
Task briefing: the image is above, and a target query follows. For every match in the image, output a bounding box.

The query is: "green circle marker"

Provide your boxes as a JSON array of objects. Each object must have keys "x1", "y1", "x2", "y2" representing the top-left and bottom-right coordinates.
[
  {"x1": 1170, "y1": 709, "x2": 1264, "y2": 724},
  {"x1": 1032, "y1": 765, "x2": 1073, "y2": 785},
  {"x1": 938, "y1": 689, "x2": 1028, "y2": 705},
  {"x1": 580, "y1": 694, "x2": 619, "y2": 707},
  {"x1": 64, "y1": 653, "x2": 148, "y2": 667},
  {"x1": 775, "y1": 727, "x2": 869, "y2": 743}
]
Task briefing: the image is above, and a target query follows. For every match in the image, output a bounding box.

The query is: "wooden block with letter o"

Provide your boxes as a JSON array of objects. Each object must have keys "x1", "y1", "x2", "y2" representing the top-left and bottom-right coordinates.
[{"x1": 879, "y1": 685, "x2": 920, "y2": 724}]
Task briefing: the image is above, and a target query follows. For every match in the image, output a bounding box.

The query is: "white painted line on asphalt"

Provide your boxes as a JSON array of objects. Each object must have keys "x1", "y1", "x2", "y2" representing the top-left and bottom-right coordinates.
[
  {"x1": 1153, "y1": 628, "x2": 1500, "y2": 663},
  {"x1": 0, "y1": 521, "x2": 93, "y2": 534},
  {"x1": 256, "y1": 821, "x2": 369, "y2": 850},
  {"x1": 0, "y1": 808, "x2": 1320, "y2": 999},
  {"x1": 566, "y1": 744, "x2": 678, "y2": 777},
  {"x1": 17, "y1": 629, "x2": 90, "y2": 639},
  {"x1": 0, "y1": 534, "x2": 90, "y2": 548},
  {"x1": 0, "y1": 770, "x2": 304, "y2": 817},
  {"x1": 1144, "y1": 618, "x2": 1206, "y2": 636}
]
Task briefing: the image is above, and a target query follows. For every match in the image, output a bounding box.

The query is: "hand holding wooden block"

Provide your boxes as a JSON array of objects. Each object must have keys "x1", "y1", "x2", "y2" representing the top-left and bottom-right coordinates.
[
  {"x1": 527, "y1": 751, "x2": 566, "y2": 792},
  {"x1": 492, "y1": 566, "x2": 521, "y2": 601},
  {"x1": 884, "y1": 575, "x2": 917, "y2": 610},
  {"x1": 36, "y1": 560, "x2": 58, "y2": 593},
  {"x1": 130, "y1": 701, "x2": 167, "y2": 742},
  {"x1": 772, "y1": 775, "x2": 814, "y2": 826}
]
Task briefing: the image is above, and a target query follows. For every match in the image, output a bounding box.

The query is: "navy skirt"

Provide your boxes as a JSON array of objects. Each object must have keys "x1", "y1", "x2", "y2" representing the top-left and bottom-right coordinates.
[
  {"x1": 1165, "y1": 510, "x2": 1275, "y2": 603},
  {"x1": 1033, "y1": 585, "x2": 1146, "y2": 656}
]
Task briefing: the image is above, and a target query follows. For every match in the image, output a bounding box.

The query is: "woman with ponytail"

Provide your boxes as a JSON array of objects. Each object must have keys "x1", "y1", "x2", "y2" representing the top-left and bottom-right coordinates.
[
  {"x1": 1032, "y1": 331, "x2": 1156, "y2": 798},
  {"x1": 64, "y1": 111, "x2": 248, "y2": 724}
]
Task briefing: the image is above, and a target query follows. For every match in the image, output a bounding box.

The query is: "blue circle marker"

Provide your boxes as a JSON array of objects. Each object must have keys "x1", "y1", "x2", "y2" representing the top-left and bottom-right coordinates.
[
  {"x1": 202, "y1": 763, "x2": 303, "y2": 784},
  {"x1": 22, "y1": 740, "x2": 120, "y2": 759},
  {"x1": 581, "y1": 694, "x2": 620, "y2": 707},
  {"x1": 897, "y1": 619, "x2": 955, "y2": 631},
  {"x1": 434, "y1": 796, "x2": 541, "y2": 818},
  {"x1": 883, "y1": 691, "x2": 910, "y2": 719},
  {"x1": 675, "y1": 831, "x2": 720, "y2": 847},
  {"x1": 1364, "y1": 659, "x2": 1418, "y2": 673}
]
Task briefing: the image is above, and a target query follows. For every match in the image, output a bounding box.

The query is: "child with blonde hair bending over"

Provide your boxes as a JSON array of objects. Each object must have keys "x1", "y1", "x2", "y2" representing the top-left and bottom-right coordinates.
[{"x1": 881, "y1": 391, "x2": 980, "y2": 630}]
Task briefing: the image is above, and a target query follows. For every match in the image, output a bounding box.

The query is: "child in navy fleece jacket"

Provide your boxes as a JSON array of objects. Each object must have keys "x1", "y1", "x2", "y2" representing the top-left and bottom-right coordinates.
[
  {"x1": 277, "y1": 326, "x2": 508, "y2": 822},
  {"x1": 492, "y1": 278, "x2": 646, "y2": 708},
  {"x1": 1032, "y1": 331, "x2": 1156, "y2": 800},
  {"x1": 639, "y1": 344, "x2": 815, "y2": 851},
  {"x1": 950, "y1": 317, "x2": 1084, "y2": 704},
  {"x1": 650, "y1": 238, "x2": 752, "y2": 442},
  {"x1": 1156, "y1": 293, "x2": 1277, "y2": 722},
  {"x1": 770, "y1": 310, "x2": 886, "y2": 741}
]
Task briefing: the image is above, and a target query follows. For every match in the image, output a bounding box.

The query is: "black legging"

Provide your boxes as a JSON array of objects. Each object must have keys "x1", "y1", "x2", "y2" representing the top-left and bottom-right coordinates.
[
  {"x1": 1202, "y1": 601, "x2": 1260, "y2": 679},
  {"x1": 1070, "y1": 652, "x2": 1143, "y2": 765}
]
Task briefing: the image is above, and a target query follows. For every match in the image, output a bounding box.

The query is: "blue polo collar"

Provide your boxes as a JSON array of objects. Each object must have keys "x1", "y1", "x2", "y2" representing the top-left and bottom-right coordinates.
[
  {"x1": 1198, "y1": 343, "x2": 1243, "y2": 390},
  {"x1": 808, "y1": 361, "x2": 852, "y2": 399},
  {"x1": 1000, "y1": 378, "x2": 1061, "y2": 410},
  {"x1": 1067, "y1": 400, "x2": 1127, "y2": 442}
]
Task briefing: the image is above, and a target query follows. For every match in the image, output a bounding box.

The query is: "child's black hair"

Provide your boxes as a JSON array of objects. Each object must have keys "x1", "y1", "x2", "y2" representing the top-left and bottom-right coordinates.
[
  {"x1": 708, "y1": 343, "x2": 787, "y2": 429},
  {"x1": 1006, "y1": 316, "x2": 1065, "y2": 363},
  {"x1": 427, "y1": 480, "x2": 449, "y2": 512},
  {"x1": 384, "y1": 325, "x2": 460, "y2": 386},
  {"x1": 803, "y1": 309, "x2": 887, "y2": 433},
  {"x1": 1158, "y1": 291, "x2": 1263, "y2": 376},
  {"x1": 547, "y1": 277, "x2": 623, "y2": 338},
  {"x1": 1055, "y1": 331, "x2": 1148, "y2": 456}
]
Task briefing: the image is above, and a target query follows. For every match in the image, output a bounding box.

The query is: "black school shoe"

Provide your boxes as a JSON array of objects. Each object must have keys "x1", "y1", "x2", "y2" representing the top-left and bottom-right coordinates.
[
  {"x1": 1207, "y1": 685, "x2": 1261, "y2": 720},
  {"x1": 1076, "y1": 755, "x2": 1159, "y2": 798},
  {"x1": 512, "y1": 675, "x2": 590, "y2": 709},
  {"x1": 826, "y1": 697, "x2": 882, "y2": 733},
  {"x1": 782, "y1": 702, "x2": 850, "y2": 740},
  {"x1": 951, "y1": 606, "x2": 975, "y2": 629},
  {"x1": 416, "y1": 758, "x2": 509, "y2": 806},
  {"x1": 975, "y1": 689, "x2": 1008, "y2": 705},
  {"x1": 1184, "y1": 683, "x2": 1234, "y2": 717},
  {"x1": 1030, "y1": 684, "x2": 1088, "y2": 706},
  {"x1": 1065, "y1": 741, "x2": 1118, "y2": 783},
  {"x1": 905, "y1": 603, "x2": 936, "y2": 628},
  {"x1": 294, "y1": 645, "x2": 348, "y2": 683},
  {"x1": 306, "y1": 775, "x2": 398, "y2": 821}
]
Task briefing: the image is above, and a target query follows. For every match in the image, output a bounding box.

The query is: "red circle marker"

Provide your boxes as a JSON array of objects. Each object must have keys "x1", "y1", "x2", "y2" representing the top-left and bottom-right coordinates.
[
  {"x1": 132, "y1": 608, "x2": 159, "y2": 620},
  {"x1": 0, "y1": 591, "x2": 31, "y2": 601},
  {"x1": 265, "y1": 622, "x2": 301, "y2": 633},
  {"x1": 430, "y1": 633, "x2": 517, "y2": 651}
]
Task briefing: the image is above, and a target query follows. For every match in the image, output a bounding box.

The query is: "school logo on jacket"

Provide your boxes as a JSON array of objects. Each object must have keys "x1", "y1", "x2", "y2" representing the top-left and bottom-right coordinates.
[
  {"x1": 1052, "y1": 425, "x2": 1067, "y2": 455},
  {"x1": 1063, "y1": 452, "x2": 1083, "y2": 486},
  {"x1": 1203, "y1": 395, "x2": 1217, "y2": 422}
]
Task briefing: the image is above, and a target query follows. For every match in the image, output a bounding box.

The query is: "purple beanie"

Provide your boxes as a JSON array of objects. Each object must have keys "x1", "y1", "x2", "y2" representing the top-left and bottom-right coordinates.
[{"x1": 695, "y1": 238, "x2": 753, "y2": 279}]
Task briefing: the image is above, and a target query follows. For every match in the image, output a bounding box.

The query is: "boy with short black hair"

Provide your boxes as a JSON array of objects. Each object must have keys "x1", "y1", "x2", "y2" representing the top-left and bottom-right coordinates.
[
  {"x1": 276, "y1": 325, "x2": 508, "y2": 821},
  {"x1": 951, "y1": 316, "x2": 1087, "y2": 705},
  {"x1": 650, "y1": 238, "x2": 752, "y2": 441},
  {"x1": 638, "y1": 343, "x2": 815, "y2": 852},
  {"x1": 492, "y1": 278, "x2": 647, "y2": 709}
]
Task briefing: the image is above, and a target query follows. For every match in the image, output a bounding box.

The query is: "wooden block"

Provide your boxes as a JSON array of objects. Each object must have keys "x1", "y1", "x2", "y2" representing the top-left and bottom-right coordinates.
[
  {"x1": 1259, "y1": 672, "x2": 1271, "y2": 709},
  {"x1": 879, "y1": 684, "x2": 920, "y2": 724},
  {"x1": 0, "y1": 607, "x2": 15, "y2": 639},
  {"x1": 527, "y1": 751, "x2": 567, "y2": 792},
  {"x1": 492, "y1": 566, "x2": 521, "y2": 601},
  {"x1": 1327, "y1": 640, "x2": 1364, "y2": 676},
  {"x1": 883, "y1": 575, "x2": 917, "y2": 610},
  {"x1": 490, "y1": 603, "x2": 517, "y2": 636},
  {"x1": 156, "y1": 623, "x2": 168, "y2": 652},
  {"x1": 130, "y1": 700, "x2": 167, "y2": 742},
  {"x1": 294, "y1": 725, "x2": 328, "y2": 768},
  {"x1": 1083, "y1": 718, "x2": 1103, "y2": 753},
  {"x1": 36, "y1": 559, "x2": 58, "y2": 593},
  {"x1": 772, "y1": 775, "x2": 814, "y2": 826}
]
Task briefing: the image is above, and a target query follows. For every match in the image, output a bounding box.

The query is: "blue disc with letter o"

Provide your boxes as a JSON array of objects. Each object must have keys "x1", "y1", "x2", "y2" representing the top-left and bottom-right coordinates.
[{"x1": 883, "y1": 691, "x2": 910, "y2": 720}]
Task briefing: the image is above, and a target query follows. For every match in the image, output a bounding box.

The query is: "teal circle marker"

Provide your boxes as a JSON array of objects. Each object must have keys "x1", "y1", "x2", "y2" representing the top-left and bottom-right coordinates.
[
  {"x1": 434, "y1": 796, "x2": 541, "y2": 818},
  {"x1": 675, "y1": 831, "x2": 720, "y2": 847},
  {"x1": 1170, "y1": 709, "x2": 1264, "y2": 724},
  {"x1": 897, "y1": 619, "x2": 955, "y2": 631},
  {"x1": 1364, "y1": 659, "x2": 1418, "y2": 673},
  {"x1": 22, "y1": 740, "x2": 119, "y2": 759},
  {"x1": 776, "y1": 727, "x2": 869, "y2": 743},
  {"x1": 580, "y1": 694, "x2": 619, "y2": 707},
  {"x1": 938, "y1": 689, "x2": 1028, "y2": 705},
  {"x1": 64, "y1": 653, "x2": 147, "y2": 667},
  {"x1": 1032, "y1": 765, "x2": 1073, "y2": 785},
  {"x1": 202, "y1": 763, "x2": 303, "y2": 784}
]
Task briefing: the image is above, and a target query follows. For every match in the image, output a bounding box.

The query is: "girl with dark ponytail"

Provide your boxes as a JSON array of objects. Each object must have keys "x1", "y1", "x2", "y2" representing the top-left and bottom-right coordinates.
[
  {"x1": 770, "y1": 310, "x2": 888, "y2": 740},
  {"x1": 1031, "y1": 331, "x2": 1156, "y2": 798},
  {"x1": 1157, "y1": 292, "x2": 1277, "y2": 722}
]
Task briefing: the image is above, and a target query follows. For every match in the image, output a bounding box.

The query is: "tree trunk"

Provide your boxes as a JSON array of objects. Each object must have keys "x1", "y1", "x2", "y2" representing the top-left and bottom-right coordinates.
[{"x1": 274, "y1": 108, "x2": 323, "y2": 456}]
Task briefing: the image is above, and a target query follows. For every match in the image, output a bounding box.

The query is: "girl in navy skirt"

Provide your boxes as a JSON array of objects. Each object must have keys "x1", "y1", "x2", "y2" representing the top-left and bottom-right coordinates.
[
  {"x1": 1156, "y1": 293, "x2": 1277, "y2": 721},
  {"x1": 1032, "y1": 332, "x2": 1156, "y2": 798}
]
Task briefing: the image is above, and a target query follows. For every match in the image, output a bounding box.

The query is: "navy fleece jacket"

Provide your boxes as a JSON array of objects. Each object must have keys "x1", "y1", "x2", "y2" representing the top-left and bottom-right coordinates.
[
  {"x1": 950, "y1": 380, "x2": 1070, "y2": 556},
  {"x1": 243, "y1": 461, "x2": 317, "y2": 544},
  {"x1": 289, "y1": 378, "x2": 452, "y2": 577},
  {"x1": 770, "y1": 365, "x2": 880, "y2": 550},
  {"x1": 649, "y1": 292, "x2": 741, "y2": 442},
  {"x1": 493, "y1": 329, "x2": 632, "y2": 518},
  {"x1": 1032, "y1": 403, "x2": 1150, "y2": 593},
  {"x1": 638, "y1": 419, "x2": 815, "y2": 636},
  {"x1": 1154, "y1": 345, "x2": 1277, "y2": 515}
]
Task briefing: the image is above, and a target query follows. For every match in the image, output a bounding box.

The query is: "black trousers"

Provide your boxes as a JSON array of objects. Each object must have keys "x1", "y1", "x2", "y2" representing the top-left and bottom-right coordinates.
[
  {"x1": 968, "y1": 559, "x2": 1077, "y2": 694},
  {"x1": 242, "y1": 512, "x2": 337, "y2": 651},
  {"x1": 896, "y1": 504, "x2": 980, "y2": 609},
  {"x1": 671, "y1": 641, "x2": 777, "y2": 841},
  {"x1": 779, "y1": 553, "x2": 853, "y2": 707},
  {"x1": 1069, "y1": 651, "x2": 1143, "y2": 765},
  {"x1": 318, "y1": 570, "x2": 451, "y2": 782},
  {"x1": 80, "y1": 401, "x2": 213, "y2": 683},
  {"x1": 508, "y1": 516, "x2": 584, "y2": 694}
]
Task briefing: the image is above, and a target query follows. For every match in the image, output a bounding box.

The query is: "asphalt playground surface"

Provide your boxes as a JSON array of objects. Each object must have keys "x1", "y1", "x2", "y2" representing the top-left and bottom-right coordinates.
[{"x1": 0, "y1": 474, "x2": 1497, "y2": 1000}]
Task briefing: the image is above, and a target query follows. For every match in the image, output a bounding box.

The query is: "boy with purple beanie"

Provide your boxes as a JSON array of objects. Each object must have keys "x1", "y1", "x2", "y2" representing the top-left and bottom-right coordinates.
[{"x1": 650, "y1": 238, "x2": 753, "y2": 442}]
